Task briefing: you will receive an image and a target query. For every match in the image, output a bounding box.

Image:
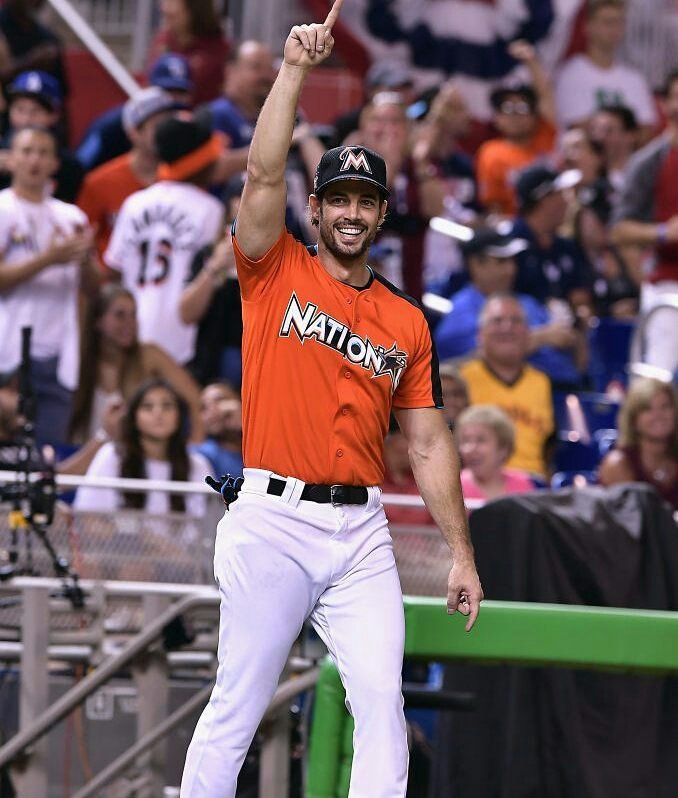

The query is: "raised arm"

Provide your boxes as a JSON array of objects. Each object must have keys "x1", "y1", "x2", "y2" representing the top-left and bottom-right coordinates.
[
  {"x1": 394, "y1": 406, "x2": 483, "y2": 630},
  {"x1": 235, "y1": 0, "x2": 343, "y2": 259}
]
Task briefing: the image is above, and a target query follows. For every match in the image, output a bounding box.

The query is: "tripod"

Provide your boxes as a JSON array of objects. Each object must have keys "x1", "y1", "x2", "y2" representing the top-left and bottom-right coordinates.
[{"x1": 0, "y1": 327, "x2": 84, "y2": 609}]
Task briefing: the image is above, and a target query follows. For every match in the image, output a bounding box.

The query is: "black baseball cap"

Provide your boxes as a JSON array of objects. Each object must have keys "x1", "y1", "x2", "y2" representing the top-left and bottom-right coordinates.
[
  {"x1": 461, "y1": 226, "x2": 528, "y2": 258},
  {"x1": 515, "y1": 164, "x2": 582, "y2": 209},
  {"x1": 314, "y1": 145, "x2": 390, "y2": 199},
  {"x1": 155, "y1": 112, "x2": 224, "y2": 181}
]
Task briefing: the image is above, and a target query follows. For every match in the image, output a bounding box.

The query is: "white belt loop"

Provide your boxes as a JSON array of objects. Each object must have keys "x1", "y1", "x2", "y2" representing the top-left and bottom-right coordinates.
[{"x1": 280, "y1": 476, "x2": 305, "y2": 508}]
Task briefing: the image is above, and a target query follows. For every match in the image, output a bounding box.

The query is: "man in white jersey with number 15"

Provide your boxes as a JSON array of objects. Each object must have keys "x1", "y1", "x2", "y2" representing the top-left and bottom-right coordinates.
[{"x1": 104, "y1": 113, "x2": 225, "y2": 366}]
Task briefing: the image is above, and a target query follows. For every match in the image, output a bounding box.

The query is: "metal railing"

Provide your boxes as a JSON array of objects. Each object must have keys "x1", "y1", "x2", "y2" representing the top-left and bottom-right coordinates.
[
  {"x1": 0, "y1": 578, "x2": 318, "y2": 798},
  {"x1": 46, "y1": 0, "x2": 141, "y2": 92},
  {"x1": 628, "y1": 293, "x2": 678, "y2": 381}
]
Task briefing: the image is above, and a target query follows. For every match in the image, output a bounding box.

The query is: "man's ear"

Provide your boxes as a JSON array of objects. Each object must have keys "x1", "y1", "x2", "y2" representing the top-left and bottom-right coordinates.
[
  {"x1": 309, "y1": 193, "x2": 321, "y2": 226},
  {"x1": 379, "y1": 198, "x2": 388, "y2": 227}
]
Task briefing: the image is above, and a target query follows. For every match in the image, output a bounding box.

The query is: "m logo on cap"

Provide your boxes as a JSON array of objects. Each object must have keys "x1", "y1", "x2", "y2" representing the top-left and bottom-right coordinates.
[{"x1": 339, "y1": 147, "x2": 372, "y2": 174}]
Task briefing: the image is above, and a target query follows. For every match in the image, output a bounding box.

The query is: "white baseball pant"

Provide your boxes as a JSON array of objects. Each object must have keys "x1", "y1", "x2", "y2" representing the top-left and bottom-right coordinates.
[{"x1": 180, "y1": 467, "x2": 408, "y2": 798}]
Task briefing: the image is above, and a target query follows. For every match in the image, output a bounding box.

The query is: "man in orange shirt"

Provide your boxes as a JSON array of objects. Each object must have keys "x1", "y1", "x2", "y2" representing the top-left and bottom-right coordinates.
[
  {"x1": 180, "y1": 2, "x2": 482, "y2": 796},
  {"x1": 476, "y1": 41, "x2": 557, "y2": 216},
  {"x1": 76, "y1": 87, "x2": 184, "y2": 263}
]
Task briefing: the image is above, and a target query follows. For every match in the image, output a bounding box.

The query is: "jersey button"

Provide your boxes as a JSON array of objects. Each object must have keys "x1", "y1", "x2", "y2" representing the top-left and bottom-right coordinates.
[
  {"x1": 356, "y1": 315, "x2": 361, "y2": 322},
  {"x1": 341, "y1": 407, "x2": 349, "y2": 416},
  {"x1": 336, "y1": 449, "x2": 344, "y2": 457},
  {"x1": 344, "y1": 370, "x2": 351, "y2": 379},
  {"x1": 346, "y1": 297, "x2": 352, "y2": 304}
]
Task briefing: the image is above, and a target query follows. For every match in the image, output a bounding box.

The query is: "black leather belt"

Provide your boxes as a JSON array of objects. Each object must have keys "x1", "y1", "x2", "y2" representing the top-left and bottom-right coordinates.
[{"x1": 267, "y1": 478, "x2": 368, "y2": 505}]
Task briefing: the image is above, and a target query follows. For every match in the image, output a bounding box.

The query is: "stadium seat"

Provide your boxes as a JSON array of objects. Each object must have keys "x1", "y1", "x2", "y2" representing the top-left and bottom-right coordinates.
[
  {"x1": 588, "y1": 317, "x2": 635, "y2": 393},
  {"x1": 551, "y1": 470, "x2": 598, "y2": 489},
  {"x1": 593, "y1": 428, "x2": 618, "y2": 458},
  {"x1": 553, "y1": 438, "x2": 601, "y2": 472},
  {"x1": 553, "y1": 391, "x2": 621, "y2": 443}
]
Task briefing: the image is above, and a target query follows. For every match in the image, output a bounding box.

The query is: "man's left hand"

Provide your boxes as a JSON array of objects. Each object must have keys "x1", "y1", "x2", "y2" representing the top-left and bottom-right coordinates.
[{"x1": 447, "y1": 559, "x2": 483, "y2": 631}]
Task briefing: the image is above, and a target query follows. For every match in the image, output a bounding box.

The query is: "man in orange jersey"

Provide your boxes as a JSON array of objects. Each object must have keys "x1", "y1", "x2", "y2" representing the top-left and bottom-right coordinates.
[
  {"x1": 180, "y1": 2, "x2": 482, "y2": 796},
  {"x1": 77, "y1": 87, "x2": 184, "y2": 262}
]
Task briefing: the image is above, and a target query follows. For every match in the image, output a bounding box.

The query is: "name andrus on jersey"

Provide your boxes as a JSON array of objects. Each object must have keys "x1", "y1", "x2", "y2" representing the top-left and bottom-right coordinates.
[{"x1": 279, "y1": 292, "x2": 408, "y2": 390}]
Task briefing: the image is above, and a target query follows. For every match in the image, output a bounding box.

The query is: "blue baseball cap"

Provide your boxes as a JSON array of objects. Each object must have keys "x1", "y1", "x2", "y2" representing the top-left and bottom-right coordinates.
[
  {"x1": 149, "y1": 53, "x2": 193, "y2": 93},
  {"x1": 9, "y1": 70, "x2": 62, "y2": 110}
]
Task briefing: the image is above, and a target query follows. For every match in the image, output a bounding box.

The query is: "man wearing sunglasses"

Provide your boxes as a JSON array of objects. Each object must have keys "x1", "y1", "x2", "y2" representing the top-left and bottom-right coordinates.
[{"x1": 476, "y1": 40, "x2": 557, "y2": 217}]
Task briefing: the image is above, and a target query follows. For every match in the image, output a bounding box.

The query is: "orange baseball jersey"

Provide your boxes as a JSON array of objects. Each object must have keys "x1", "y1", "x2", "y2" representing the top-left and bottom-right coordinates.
[
  {"x1": 476, "y1": 118, "x2": 556, "y2": 215},
  {"x1": 233, "y1": 230, "x2": 443, "y2": 486}
]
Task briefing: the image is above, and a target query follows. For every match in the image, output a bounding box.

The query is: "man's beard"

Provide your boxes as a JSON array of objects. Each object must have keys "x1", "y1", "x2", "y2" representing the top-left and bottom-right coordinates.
[{"x1": 317, "y1": 215, "x2": 377, "y2": 261}]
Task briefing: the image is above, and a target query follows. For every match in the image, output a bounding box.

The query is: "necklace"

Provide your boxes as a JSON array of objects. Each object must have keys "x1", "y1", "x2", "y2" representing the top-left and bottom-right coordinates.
[{"x1": 653, "y1": 467, "x2": 668, "y2": 482}]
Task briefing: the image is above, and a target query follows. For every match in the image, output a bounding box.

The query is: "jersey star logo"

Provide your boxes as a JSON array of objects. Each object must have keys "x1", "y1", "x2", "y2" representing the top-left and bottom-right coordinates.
[{"x1": 374, "y1": 343, "x2": 408, "y2": 390}]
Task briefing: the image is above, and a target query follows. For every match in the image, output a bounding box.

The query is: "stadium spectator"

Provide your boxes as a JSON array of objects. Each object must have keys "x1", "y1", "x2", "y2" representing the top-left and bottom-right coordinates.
[
  {"x1": 433, "y1": 226, "x2": 584, "y2": 386},
  {"x1": 62, "y1": 283, "x2": 203, "y2": 475},
  {"x1": 439, "y1": 363, "x2": 469, "y2": 430},
  {"x1": 419, "y1": 81, "x2": 479, "y2": 296},
  {"x1": 347, "y1": 91, "x2": 445, "y2": 299},
  {"x1": 192, "y1": 381, "x2": 243, "y2": 479},
  {"x1": 77, "y1": 87, "x2": 185, "y2": 262},
  {"x1": 76, "y1": 53, "x2": 193, "y2": 173},
  {"x1": 572, "y1": 199, "x2": 641, "y2": 319},
  {"x1": 554, "y1": 0, "x2": 658, "y2": 136},
  {"x1": 0, "y1": 127, "x2": 98, "y2": 447},
  {"x1": 205, "y1": 40, "x2": 276, "y2": 183},
  {"x1": 330, "y1": 60, "x2": 416, "y2": 148},
  {"x1": 460, "y1": 295, "x2": 555, "y2": 478},
  {"x1": 559, "y1": 126, "x2": 612, "y2": 222},
  {"x1": 180, "y1": 177, "x2": 243, "y2": 386},
  {"x1": 589, "y1": 103, "x2": 639, "y2": 196},
  {"x1": 0, "y1": 0, "x2": 67, "y2": 92},
  {"x1": 73, "y1": 377, "x2": 211, "y2": 516},
  {"x1": 146, "y1": 0, "x2": 230, "y2": 106},
  {"x1": 475, "y1": 40, "x2": 557, "y2": 217},
  {"x1": 510, "y1": 164, "x2": 593, "y2": 322},
  {"x1": 599, "y1": 377, "x2": 678, "y2": 511},
  {"x1": 0, "y1": 70, "x2": 84, "y2": 202},
  {"x1": 611, "y1": 70, "x2": 678, "y2": 375},
  {"x1": 104, "y1": 113, "x2": 224, "y2": 367},
  {"x1": 455, "y1": 404, "x2": 534, "y2": 501}
]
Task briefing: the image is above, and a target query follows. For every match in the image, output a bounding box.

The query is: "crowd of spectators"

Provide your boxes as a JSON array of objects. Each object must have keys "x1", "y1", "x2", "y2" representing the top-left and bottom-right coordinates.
[{"x1": 0, "y1": 0, "x2": 676, "y2": 521}]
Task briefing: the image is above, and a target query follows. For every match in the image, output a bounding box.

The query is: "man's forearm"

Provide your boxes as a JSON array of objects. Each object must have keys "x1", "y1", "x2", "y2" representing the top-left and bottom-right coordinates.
[
  {"x1": 0, "y1": 251, "x2": 50, "y2": 292},
  {"x1": 409, "y1": 435, "x2": 475, "y2": 562},
  {"x1": 247, "y1": 63, "x2": 309, "y2": 186},
  {"x1": 611, "y1": 219, "x2": 666, "y2": 247}
]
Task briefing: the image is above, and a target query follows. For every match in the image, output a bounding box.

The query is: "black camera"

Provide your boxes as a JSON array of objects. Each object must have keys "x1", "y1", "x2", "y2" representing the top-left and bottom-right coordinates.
[{"x1": 0, "y1": 328, "x2": 82, "y2": 606}]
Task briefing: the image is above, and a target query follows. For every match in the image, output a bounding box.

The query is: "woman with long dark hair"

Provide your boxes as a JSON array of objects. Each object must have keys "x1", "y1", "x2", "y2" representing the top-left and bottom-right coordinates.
[
  {"x1": 74, "y1": 377, "x2": 210, "y2": 515},
  {"x1": 146, "y1": 0, "x2": 230, "y2": 105},
  {"x1": 61, "y1": 283, "x2": 203, "y2": 475}
]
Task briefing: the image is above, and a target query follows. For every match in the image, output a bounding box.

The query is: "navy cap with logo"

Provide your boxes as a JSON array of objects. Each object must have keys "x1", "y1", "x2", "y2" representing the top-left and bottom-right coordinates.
[
  {"x1": 314, "y1": 145, "x2": 390, "y2": 199},
  {"x1": 149, "y1": 53, "x2": 193, "y2": 93},
  {"x1": 460, "y1": 226, "x2": 528, "y2": 259},
  {"x1": 515, "y1": 164, "x2": 582, "y2": 209},
  {"x1": 9, "y1": 70, "x2": 62, "y2": 111}
]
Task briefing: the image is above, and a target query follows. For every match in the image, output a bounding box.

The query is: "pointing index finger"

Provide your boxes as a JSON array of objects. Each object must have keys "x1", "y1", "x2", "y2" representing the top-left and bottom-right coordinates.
[{"x1": 323, "y1": 0, "x2": 344, "y2": 29}]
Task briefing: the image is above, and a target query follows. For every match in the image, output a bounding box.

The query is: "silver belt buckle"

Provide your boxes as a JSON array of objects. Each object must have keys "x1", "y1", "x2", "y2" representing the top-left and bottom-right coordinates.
[{"x1": 330, "y1": 484, "x2": 342, "y2": 506}]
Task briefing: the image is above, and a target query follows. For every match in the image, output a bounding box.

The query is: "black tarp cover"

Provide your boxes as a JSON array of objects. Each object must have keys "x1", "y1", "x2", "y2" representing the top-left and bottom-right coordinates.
[{"x1": 430, "y1": 483, "x2": 678, "y2": 798}]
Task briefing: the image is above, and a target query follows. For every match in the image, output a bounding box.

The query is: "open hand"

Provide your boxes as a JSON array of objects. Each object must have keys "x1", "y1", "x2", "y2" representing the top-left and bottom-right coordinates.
[{"x1": 284, "y1": 0, "x2": 343, "y2": 70}]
